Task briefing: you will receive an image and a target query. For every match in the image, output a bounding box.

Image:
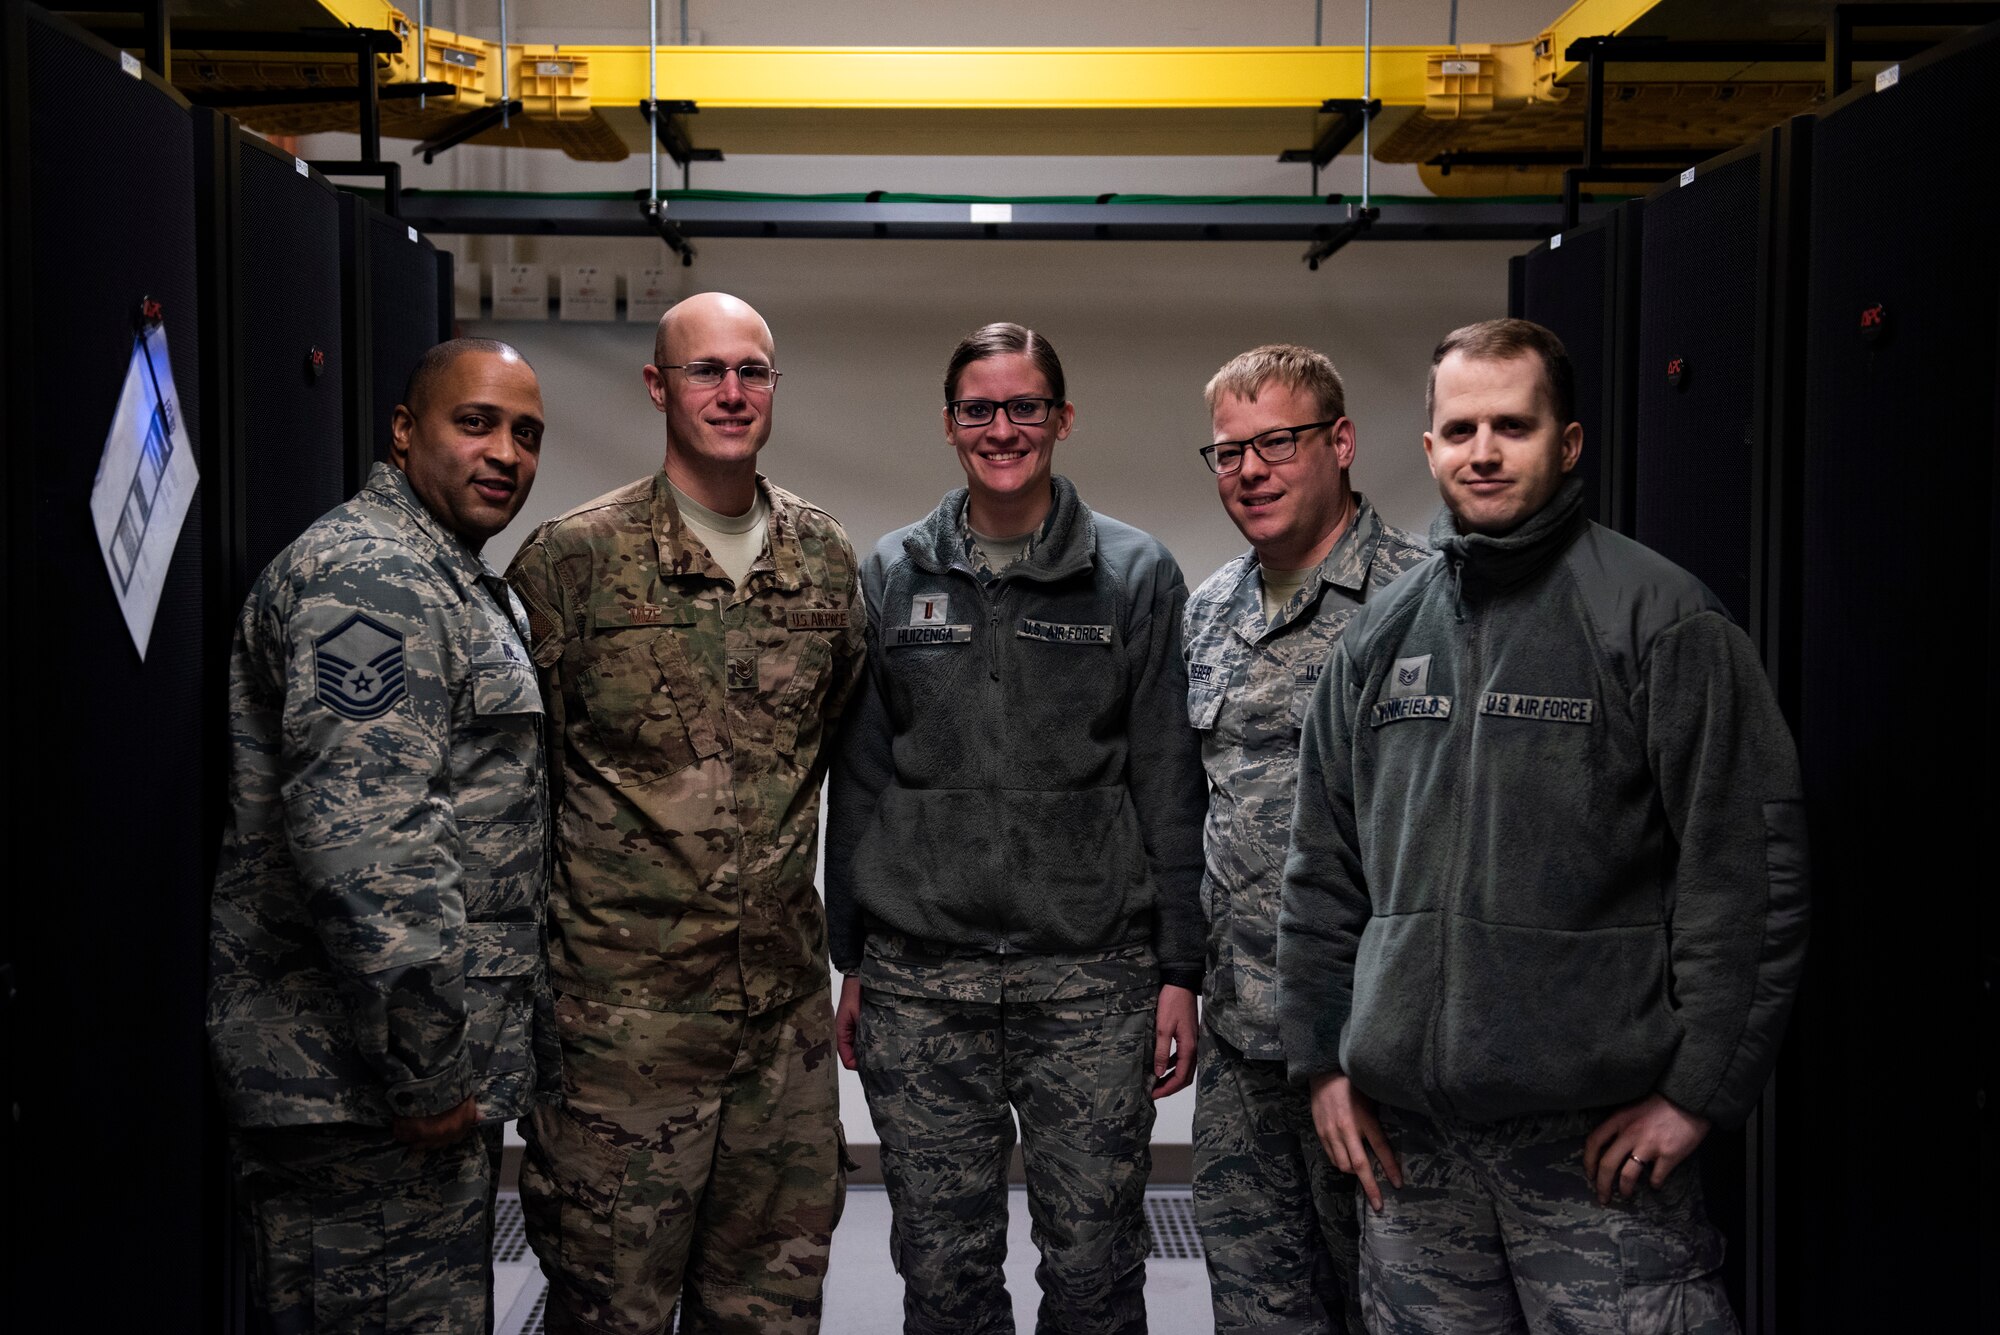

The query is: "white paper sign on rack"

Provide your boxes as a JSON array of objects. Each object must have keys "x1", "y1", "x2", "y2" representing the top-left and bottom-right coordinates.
[
  {"x1": 492, "y1": 263, "x2": 549, "y2": 320},
  {"x1": 627, "y1": 267, "x2": 676, "y2": 321},
  {"x1": 561, "y1": 265, "x2": 617, "y2": 321},
  {"x1": 90, "y1": 322, "x2": 200, "y2": 659}
]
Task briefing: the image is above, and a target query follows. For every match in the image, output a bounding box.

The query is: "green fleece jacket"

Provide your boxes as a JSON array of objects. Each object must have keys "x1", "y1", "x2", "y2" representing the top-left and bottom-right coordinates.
[
  {"x1": 826, "y1": 477, "x2": 1206, "y2": 989},
  {"x1": 1277, "y1": 479, "x2": 1809, "y2": 1126}
]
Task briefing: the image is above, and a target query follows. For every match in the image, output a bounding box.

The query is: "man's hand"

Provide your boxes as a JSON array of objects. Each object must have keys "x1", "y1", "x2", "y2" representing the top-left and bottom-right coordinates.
[
  {"x1": 390, "y1": 1094, "x2": 478, "y2": 1150},
  {"x1": 836, "y1": 976, "x2": 863, "y2": 1071},
  {"x1": 1583, "y1": 1092, "x2": 1711, "y2": 1205},
  {"x1": 1150, "y1": 984, "x2": 1198, "y2": 1099},
  {"x1": 1309, "y1": 1072, "x2": 1403, "y2": 1213}
]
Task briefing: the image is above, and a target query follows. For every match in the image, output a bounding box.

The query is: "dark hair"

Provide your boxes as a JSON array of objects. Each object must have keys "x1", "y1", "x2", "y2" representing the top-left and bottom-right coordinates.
[
  {"x1": 1425, "y1": 318, "x2": 1575, "y2": 428},
  {"x1": 401, "y1": 337, "x2": 531, "y2": 416},
  {"x1": 944, "y1": 322, "x2": 1066, "y2": 404}
]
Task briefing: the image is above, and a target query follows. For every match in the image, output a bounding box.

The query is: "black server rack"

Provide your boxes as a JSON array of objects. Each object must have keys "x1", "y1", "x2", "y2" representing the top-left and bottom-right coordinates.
[
  {"x1": 0, "y1": 6, "x2": 220, "y2": 1327},
  {"x1": 1508, "y1": 199, "x2": 1643, "y2": 535},
  {"x1": 1627, "y1": 117, "x2": 1815, "y2": 1334},
  {"x1": 1796, "y1": 22, "x2": 2000, "y2": 1333},
  {"x1": 195, "y1": 112, "x2": 348, "y2": 608},
  {"x1": 341, "y1": 192, "x2": 444, "y2": 491}
]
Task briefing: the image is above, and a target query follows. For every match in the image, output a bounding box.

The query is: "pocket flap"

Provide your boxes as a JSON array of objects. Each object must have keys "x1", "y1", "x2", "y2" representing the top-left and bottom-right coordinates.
[
  {"x1": 471, "y1": 659, "x2": 544, "y2": 718},
  {"x1": 461, "y1": 920, "x2": 543, "y2": 978},
  {"x1": 525, "y1": 1103, "x2": 629, "y2": 1215},
  {"x1": 1187, "y1": 688, "x2": 1223, "y2": 730}
]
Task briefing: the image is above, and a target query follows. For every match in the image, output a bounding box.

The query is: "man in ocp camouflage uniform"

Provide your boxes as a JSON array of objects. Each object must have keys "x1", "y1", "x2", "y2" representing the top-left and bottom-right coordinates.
[
  {"x1": 507, "y1": 292, "x2": 865, "y2": 1335},
  {"x1": 208, "y1": 338, "x2": 557, "y2": 1334},
  {"x1": 1185, "y1": 345, "x2": 1427, "y2": 1333}
]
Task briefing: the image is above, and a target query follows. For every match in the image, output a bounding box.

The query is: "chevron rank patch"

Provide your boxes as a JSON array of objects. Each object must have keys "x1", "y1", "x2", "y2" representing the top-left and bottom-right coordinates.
[{"x1": 313, "y1": 612, "x2": 407, "y2": 720}]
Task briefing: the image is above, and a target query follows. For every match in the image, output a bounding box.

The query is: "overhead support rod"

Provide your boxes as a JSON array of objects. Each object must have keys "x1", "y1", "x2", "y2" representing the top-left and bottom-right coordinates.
[{"x1": 415, "y1": 100, "x2": 524, "y2": 163}]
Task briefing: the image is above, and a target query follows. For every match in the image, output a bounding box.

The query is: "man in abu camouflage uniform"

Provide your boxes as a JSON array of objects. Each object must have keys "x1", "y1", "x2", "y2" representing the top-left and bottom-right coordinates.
[
  {"x1": 1185, "y1": 345, "x2": 1428, "y2": 1333},
  {"x1": 208, "y1": 338, "x2": 558, "y2": 1334},
  {"x1": 507, "y1": 292, "x2": 865, "y2": 1335}
]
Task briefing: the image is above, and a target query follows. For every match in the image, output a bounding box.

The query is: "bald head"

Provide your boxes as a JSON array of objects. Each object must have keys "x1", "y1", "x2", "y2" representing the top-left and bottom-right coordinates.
[{"x1": 654, "y1": 292, "x2": 774, "y2": 368}]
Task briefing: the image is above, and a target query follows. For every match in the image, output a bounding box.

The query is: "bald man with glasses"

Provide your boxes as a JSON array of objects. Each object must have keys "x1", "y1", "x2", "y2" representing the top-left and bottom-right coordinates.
[
  {"x1": 507, "y1": 292, "x2": 866, "y2": 1334},
  {"x1": 1183, "y1": 344, "x2": 1428, "y2": 1334}
]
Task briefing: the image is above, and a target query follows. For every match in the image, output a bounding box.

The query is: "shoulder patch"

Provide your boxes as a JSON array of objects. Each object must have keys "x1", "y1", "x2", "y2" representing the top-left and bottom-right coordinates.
[{"x1": 314, "y1": 612, "x2": 408, "y2": 720}]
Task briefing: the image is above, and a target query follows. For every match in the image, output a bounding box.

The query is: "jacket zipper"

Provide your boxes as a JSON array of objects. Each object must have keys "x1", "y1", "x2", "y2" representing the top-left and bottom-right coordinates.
[{"x1": 1426, "y1": 560, "x2": 1478, "y2": 1117}]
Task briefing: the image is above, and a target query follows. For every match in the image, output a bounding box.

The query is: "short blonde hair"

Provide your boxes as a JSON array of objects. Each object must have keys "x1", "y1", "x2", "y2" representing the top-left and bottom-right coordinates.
[{"x1": 1204, "y1": 344, "x2": 1347, "y2": 422}]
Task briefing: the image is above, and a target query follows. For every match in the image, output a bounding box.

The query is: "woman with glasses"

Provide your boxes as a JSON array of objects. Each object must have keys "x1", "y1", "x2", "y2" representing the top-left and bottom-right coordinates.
[{"x1": 826, "y1": 322, "x2": 1206, "y2": 1334}]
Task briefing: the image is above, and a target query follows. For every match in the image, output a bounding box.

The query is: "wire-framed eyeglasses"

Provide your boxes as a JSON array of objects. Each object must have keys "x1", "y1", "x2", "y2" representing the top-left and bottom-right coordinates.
[
  {"x1": 948, "y1": 397, "x2": 1060, "y2": 428},
  {"x1": 656, "y1": 361, "x2": 781, "y2": 390},
  {"x1": 1200, "y1": 419, "x2": 1342, "y2": 475}
]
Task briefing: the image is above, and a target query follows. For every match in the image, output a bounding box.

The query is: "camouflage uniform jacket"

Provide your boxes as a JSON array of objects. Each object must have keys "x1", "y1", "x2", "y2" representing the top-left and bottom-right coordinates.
[
  {"x1": 1184, "y1": 496, "x2": 1429, "y2": 1060},
  {"x1": 208, "y1": 462, "x2": 557, "y2": 1129},
  {"x1": 506, "y1": 471, "x2": 866, "y2": 1016}
]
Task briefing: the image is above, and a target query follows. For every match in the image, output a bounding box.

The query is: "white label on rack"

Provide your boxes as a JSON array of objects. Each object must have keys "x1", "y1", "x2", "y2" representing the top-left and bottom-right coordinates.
[
  {"x1": 407, "y1": 226, "x2": 420, "y2": 243},
  {"x1": 969, "y1": 204, "x2": 1013, "y2": 224},
  {"x1": 1550, "y1": 233, "x2": 1563, "y2": 250},
  {"x1": 1441, "y1": 60, "x2": 1480, "y2": 75},
  {"x1": 1680, "y1": 167, "x2": 1697, "y2": 187},
  {"x1": 296, "y1": 157, "x2": 310, "y2": 177},
  {"x1": 1876, "y1": 65, "x2": 1900, "y2": 92},
  {"x1": 560, "y1": 265, "x2": 617, "y2": 322},
  {"x1": 120, "y1": 51, "x2": 142, "y2": 78}
]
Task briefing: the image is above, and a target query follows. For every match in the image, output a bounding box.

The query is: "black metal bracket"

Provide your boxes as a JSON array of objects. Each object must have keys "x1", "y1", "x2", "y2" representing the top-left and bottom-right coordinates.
[
  {"x1": 1825, "y1": 3, "x2": 2000, "y2": 95},
  {"x1": 184, "y1": 81, "x2": 456, "y2": 108},
  {"x1": 311, "y1": 159, "x2": 403, "y2": 218},
  {"x1": 415, "y1": 100, "x2": 524, "y2": 163},
  {"x1": 640, "y1": 100, "x2": 724, "y2": 169},
  {"x1": 1432, "y1": 147, "x2": 1715, "y2": 173},
  {"x1": 1302, "y1": 204, "x2": 1379, "y2": 270},
  {"x1": 1278, "y1": 98, "x2": 1382, "y2": 167},
  {"x1": 635, "y1": 191, "x2": 697, "y2": 267}
]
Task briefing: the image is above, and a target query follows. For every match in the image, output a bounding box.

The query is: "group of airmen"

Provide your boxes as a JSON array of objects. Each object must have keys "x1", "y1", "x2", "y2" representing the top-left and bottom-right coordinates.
[{"x1": 206, "y1": 290, "x2": 1808, "y2": 1335}]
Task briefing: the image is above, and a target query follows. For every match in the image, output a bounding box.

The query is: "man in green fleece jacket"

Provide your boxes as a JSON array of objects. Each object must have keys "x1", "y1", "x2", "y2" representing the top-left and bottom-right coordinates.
[{"x1": 1276, "y1": 318, "x2": 1808, "y2": 1335}]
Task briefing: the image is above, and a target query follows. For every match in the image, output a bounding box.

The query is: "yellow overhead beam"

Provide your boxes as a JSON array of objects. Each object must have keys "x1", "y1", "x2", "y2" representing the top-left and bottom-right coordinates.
[
  {"x1": 1536, "y1": 0, "x2": 1670, "y2": 84},
  {"x1": 567, "y1": 44, "x2": 1436, "y2": 109}
]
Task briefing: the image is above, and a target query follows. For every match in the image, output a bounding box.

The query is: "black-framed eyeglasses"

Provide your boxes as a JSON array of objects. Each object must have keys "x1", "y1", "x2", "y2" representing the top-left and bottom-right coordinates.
[
  {"x1": 1200, "y1": 419, "x2": 1342, "y2": 475},
  {"x1": 948, "y1": 397, "x2": 1059, "y2": 428},
  {"x1": 655, "y1": 361, "x2": 781, "y2": 390}
]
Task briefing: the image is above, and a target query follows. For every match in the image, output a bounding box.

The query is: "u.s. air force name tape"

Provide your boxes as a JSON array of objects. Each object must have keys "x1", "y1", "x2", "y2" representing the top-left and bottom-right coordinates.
[
  {"x1": 785, "y1": 608, "x2": 850, "y2": 631},
  {"x1": 1016, "y1": 619, "x2": 1113, "y2": 645},
  {"x1": 889, "y1": 624, "x2": 973, "y2": 647},
  {"x1": 1479, "y1": 692, "x2": 1595, "y2": 723},
  {"x1": 1370, "y1": 694, "x2": 1451, "y2": 727}
]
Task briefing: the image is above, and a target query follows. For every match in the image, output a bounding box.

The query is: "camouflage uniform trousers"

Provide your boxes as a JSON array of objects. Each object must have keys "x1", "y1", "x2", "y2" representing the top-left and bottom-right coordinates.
[
  {"x1": 519, "y1": 990, "x2": 845, "y2": 1335},
  {"x1": 1361, "y1": 1104, "x2": 1737, "y2": 1335},
  {"x1": 230, "y1": 1120, "x2": 503, "y2": 1335},
  {"x1": 1192, "y1": 1028, "x2": 1362, "y2": 1334},
  {"x1": 856, "y1": 983, "x2": 1158, "y2": 1335}
]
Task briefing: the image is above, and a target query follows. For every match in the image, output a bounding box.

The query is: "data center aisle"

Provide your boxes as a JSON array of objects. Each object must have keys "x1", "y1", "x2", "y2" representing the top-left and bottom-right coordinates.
[{"x1": 492, "y1": 1185, "x2": 1215, "y2": 1334}]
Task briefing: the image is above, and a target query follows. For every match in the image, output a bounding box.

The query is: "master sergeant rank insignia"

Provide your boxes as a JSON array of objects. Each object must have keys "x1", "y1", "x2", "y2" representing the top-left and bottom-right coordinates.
[{"x1": 313, "y1": 612, "x2": 407, "y2": 721}]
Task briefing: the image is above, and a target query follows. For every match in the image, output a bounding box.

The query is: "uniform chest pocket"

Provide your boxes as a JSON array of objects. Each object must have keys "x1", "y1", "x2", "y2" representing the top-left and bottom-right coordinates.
[
  {"x1": 574, "y1": 630, "x2": 722, "y2": 787},
  {"x1": 471, "y1": 657, "x2": 544, "y2": 720},
  {"x1": 771, "y1": 633, "x2": 833, "y2": 757}
]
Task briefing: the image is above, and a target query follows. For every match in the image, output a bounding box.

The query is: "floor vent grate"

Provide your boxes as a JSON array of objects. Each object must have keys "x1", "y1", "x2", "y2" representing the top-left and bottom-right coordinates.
[
  {"x1": 1144, "y1": 1191, "x2": 1203, "y2": 1261},
  {"x1": 494, "y1": 1192, "x2": 531, "y2": 1264}
]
